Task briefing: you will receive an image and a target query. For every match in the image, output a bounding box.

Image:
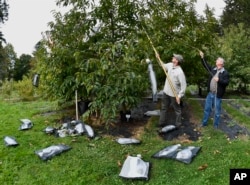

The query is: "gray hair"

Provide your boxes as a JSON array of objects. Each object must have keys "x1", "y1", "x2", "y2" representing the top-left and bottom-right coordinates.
[{"x1": 217, "y1": 57, "x2": 225, "y2": 64}]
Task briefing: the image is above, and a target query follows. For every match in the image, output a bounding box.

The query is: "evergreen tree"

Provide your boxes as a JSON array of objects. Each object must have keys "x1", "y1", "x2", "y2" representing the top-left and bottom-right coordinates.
[
  {"x1": 13, "y1": 54, "x2": 32, "y2": 81},
  {"x1": 0, "y1": 0, "x2": 9, "y2": 42},
  {"x1": 221, "y1": 0, "x2": 250, "y2": 28}
]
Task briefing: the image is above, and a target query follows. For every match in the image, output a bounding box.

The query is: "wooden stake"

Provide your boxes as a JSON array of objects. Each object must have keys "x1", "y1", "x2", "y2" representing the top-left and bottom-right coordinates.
[{"x1": 75, "y1": 90, "x2": 78, "y2": 120}]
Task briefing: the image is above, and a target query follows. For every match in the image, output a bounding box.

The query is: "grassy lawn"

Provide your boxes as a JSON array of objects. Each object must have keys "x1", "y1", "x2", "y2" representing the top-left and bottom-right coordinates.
[
  {"x1": 0, "y1": 96, "x2": 250, "y2": 185},
  {"x1": 223, "y1": 101, "x2": 250, "y2": 130}
]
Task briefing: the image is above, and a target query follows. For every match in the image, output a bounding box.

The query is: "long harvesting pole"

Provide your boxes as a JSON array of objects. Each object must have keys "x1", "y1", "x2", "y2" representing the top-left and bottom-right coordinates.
[{"x1": 143, "y1": 28, "x2": 179, "y2": 102}]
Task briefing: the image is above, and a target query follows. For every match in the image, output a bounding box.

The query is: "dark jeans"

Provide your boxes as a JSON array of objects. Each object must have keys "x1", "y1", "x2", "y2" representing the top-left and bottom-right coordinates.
[{"x1": 159, "y1": 93, "x2": 181, "y2": 127}]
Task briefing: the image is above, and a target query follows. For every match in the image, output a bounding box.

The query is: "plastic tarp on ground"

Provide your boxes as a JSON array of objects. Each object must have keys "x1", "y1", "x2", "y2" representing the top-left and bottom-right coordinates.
[
  {"x1": 119, "y1": 155, "x2": 150, "y2": 180},
  {"x1": 152, "y1": 144, "x2": 201, "y2": 164},
  {"x1": 19, "y1": 119, "x2": 33, "y2": 130},
  {"x1": 158, "y1": 125, "x2": 176, "y2": 134},
  {"x1": 4, "y1": 136, "x2": 19, "y2": 146},
  {"x1": 43, "y1": 120, "x2": 95, "y2": 138},
  {"x1": 35, "y1": 144, "x2": 71, "y2": 161},
  {"x1": 116, "y1": 138, "x2": 141, "y2": 145},
  {"x1": 144, "y1": 110, "x2": 160, "y2": 116}
]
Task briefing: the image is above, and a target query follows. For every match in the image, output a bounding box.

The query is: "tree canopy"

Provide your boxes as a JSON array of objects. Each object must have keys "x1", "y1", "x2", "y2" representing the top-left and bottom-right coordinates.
[
  {"x1": 13, "y1": 54, "x2": 32, "y2": 81},
  {"x1": 0, "y1": 0, "x2": 9, "y2": 42},
  {"x1": 2, "y1": 0, "x2": 250, "y2": 111},
  {"x1": 220, "y1": 0, "x2": 250, "y2": 92},
  {"x1": 220, "y1": 23, "x2": 250, "y2": 92},
  {"x1": 33, "y1": 0, "x2": 222, "y2": 123},
  {"x1": 221, "y1": 0, "x2": 250, "y2": 28},
  {"x1": 0, "y1": 0, "x2": 9, "y2": 82}
]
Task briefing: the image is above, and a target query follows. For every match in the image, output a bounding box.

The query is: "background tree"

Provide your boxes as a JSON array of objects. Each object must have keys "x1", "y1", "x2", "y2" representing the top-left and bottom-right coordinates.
[
  {"x1": 219, "y1": 23, "x2": 250, "y2": 93},
  {"x1": 0, "y1": 0, "x2": 9, "y2": 84},
  {"x1": 0, "y1": 0, "x2": 9, "y2": 42},
  {"x1": 0, "y1": 44, "x2": 8, "y2": 82},
  {"x1": 3, "y1": 43, "x2": 16, "y2": 80},
  {"x1": 221, "y1": 0, "x2": 250, "y2": 28},
  {"x1": 13, "y1": 54, "x2": 32, "y2": 81},
  {"x1": 219, "y1": 0, "x2": 250, "y2": 93}
]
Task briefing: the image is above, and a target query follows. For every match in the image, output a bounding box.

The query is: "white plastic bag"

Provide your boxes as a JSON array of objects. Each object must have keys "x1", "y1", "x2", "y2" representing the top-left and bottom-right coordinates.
[
  {"x1": 152, "y1": 144, "x2": 201, "y2": 164},
  {"x1": 35, "y1": 144, "x2": 71, "y2": 161},
  {"x1": 119, "y1": 155, "x2": 150, "y2": 180}
]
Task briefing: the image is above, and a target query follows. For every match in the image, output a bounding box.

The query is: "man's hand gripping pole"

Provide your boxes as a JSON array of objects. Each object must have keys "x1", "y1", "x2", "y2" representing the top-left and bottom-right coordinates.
[{"x1": 143, "y1": 29, "x2": 180, "y2": 104}]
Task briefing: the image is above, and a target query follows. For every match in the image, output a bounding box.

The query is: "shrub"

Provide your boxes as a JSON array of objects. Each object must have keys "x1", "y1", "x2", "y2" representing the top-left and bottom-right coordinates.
[
  {"x1": 13, "y1": 76, "x2": 38, "y2": 101},
  {"x1": 0, "y1": 79, "x2": 16, "y2": 99}
]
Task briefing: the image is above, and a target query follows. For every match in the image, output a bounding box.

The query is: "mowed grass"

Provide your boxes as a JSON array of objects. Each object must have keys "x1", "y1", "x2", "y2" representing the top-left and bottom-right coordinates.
[{"x1": 0, "y1": 97, "x2": 250, "y2": 185}]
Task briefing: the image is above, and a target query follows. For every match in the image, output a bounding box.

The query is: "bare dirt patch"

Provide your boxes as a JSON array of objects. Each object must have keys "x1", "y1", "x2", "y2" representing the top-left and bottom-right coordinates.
[
  {"x1": 95, "y1": 98, "x2": 157, "y2": 138},
  {"x1": 95, "y1": 97, "x2": 250, "y2": 141},
  {"x1": 95, "y1": 98, "x2": 202, "y2": 141},
  {"x1": 56, "y1": 96, "x2": 250, "y2": 141}
]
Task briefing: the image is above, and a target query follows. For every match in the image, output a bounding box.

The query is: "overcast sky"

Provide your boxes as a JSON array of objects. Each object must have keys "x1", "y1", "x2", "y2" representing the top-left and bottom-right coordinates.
[{"x1": 1, "y1": 0, "x2": 226, "y2": 57}]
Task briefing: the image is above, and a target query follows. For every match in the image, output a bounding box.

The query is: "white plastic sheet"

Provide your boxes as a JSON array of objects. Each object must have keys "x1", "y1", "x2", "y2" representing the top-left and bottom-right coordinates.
[
  {"x1": 116, "y1": 138, "x2": 141, "y2": 145},
  {"x1": 159, "y1": 125, "x2": 176, "y2": 133},
  {"x1": 19, "y1": 119, "x2": 33, "y2": 130},
  {"x1": 146, "y1": 59, "x2": 158, "y2": 102},
  {"x1": 119, "y1": 156, "x2": 150, "y2": 180},
  {"x1": 35, "y1": 144, "x2": 71, "y2": 161},
  {"x1": 47, "y1": 120, "x2": 95, "y2": 138},
  {"x1": 4, "y1": 136, "x2": 18, "y2": 146},
  {"x1": 84, "y1": 124, "x2": 94, "y2": 138},
  {"x1": 152, "y1": 144, "x2": 201, "y2": 164}
]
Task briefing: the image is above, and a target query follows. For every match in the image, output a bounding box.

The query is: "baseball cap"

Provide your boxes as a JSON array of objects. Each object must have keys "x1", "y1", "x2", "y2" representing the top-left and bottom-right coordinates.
[{"x1": 173, "y1": 54, "x2": 184, "y2": 63}]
